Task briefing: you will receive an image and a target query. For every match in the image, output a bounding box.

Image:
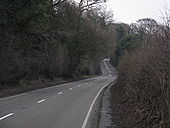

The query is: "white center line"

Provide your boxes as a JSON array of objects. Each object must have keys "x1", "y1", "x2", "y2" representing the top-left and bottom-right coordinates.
[
  {"x1": 58, "y1": 92, "x2": 63, "y2": 95},
  {"x1": 37, "y1": 99, "x2": 45, "y2": 103},
  {"x1": 69, "y1": 88, "x2": 73, "y2": 90},
  {"x1": 0, "y1": 113, "x2": 14, "y2": 121}
]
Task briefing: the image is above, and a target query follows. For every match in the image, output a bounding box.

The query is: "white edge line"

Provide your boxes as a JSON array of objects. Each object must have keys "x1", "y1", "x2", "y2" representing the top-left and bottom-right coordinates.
[
  {"x1": 0, "y1": 113, "x2": 14, "y2": 121},
  {"x1": 81, "y1": 81, "x2": 112, "y2": 128},
  {"x1": 103, "y1": 60, "x2": 110, "y2": 72},
  {"x1": 37, "y1": 99, "x2": 45, "y2": 103},
  {"x1": 58, "y1": 92, "x2": 63, "y2": 95}
]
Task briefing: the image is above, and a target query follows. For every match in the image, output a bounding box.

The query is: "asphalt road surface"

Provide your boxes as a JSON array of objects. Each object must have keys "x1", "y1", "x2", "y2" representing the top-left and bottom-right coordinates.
[{"x1": 0, "y1": 59, "x2": 117, "y2": 128}]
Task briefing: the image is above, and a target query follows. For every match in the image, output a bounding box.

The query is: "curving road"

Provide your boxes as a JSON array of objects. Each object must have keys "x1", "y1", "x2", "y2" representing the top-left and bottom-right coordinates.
[{"x1": 0, "y1": 59, "x2": 117, "y2": 128}]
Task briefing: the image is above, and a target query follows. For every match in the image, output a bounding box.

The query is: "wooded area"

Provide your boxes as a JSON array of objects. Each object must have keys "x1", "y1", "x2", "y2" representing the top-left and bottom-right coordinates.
[
  {"x1": 0, "y1": 0, "x2": 170, "y2": 127},
  {"x1": 0, "y1": 0, "x2": 116, "y2": 88}
]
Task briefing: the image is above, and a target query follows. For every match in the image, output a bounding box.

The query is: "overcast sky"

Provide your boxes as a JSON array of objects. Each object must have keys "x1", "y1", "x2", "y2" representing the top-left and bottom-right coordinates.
[{"x1": 106, "y1": 0, "x2": 170, "y2": 24}]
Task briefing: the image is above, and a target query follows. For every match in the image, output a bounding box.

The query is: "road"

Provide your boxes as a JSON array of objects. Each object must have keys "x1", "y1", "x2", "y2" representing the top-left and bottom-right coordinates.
[{"x1": 0, "y1": 59, "x2": 117, "y2": 128}]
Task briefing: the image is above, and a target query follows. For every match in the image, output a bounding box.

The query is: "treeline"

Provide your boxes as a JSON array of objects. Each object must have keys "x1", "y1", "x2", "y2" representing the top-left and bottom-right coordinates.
[
  {"x1": 111, "y1": 18, "x2": 170, "y2": 127},
  {"x1": 0, "y1": 0, "x2": 116, "y2": 87}
]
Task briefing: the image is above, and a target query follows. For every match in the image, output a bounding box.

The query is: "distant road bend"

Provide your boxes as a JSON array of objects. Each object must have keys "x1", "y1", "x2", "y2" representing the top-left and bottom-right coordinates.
[{"x1": 0, "y1": 59, "x2": 117, "y2": 128}]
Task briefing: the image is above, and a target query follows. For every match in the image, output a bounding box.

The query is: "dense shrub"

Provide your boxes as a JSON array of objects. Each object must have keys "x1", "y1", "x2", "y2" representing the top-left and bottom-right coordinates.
[{"x1": 111, "y1": 19, "x2": 170, "y2": 128}]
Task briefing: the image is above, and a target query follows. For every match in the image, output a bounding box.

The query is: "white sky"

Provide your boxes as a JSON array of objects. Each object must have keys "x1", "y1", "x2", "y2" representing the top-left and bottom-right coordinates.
[{"x1": 106, "y1": 0, "x2": 170, "y2": 23}]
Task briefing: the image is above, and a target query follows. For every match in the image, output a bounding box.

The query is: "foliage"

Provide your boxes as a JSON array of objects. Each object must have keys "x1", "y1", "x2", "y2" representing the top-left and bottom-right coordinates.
[
  {"x1": 0, "y1": 0, "x2": 116, "y2": 86},
  {"x1": 110, "y1": 18, "x2": 159, "y2": 66},
  {"x1": 111, "y1": 18, "x2": 170, "y2": 128}
]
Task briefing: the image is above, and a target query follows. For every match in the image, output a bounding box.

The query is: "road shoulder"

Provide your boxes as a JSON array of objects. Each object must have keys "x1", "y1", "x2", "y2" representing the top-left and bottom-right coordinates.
[{"x1": 86, "y1": 81, "x2": 117, "y2": 128}]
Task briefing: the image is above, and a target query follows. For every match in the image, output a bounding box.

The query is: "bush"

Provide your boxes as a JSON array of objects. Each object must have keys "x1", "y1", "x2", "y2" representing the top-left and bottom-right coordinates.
[{"x1": 112, "y1": 28, "x2": 170, "y2": 127}]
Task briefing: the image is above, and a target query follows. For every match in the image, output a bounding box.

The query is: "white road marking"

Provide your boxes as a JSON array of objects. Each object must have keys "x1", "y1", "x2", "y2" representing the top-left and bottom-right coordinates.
[
  {"x1": 81, "y1": 81, "x2": 113, "y2": 128},
  {"x1": 31, "y1": 76, "x2": 101, "y2": 93},
  {"x1": 37, "y1": 99, "x2": 45, "y2": 103},
  {"x1": 78, "y1": 85, "x2": 81, "y2": 87},
  {"x1": 69, "y1": 88, "x2": 73, "y2": 90},
  {"x1": 58, "y1": 92, "x2": 63, "y2": 95},
  {"x1": 0, "y1": 113, "x2": 14, "y2": 121},
  {"x1": 85, "y1": 83, "x2": 87, "y2": 85},
  {"x1": 0, "y1": 75, "x2": 101, "y2": 102}
]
